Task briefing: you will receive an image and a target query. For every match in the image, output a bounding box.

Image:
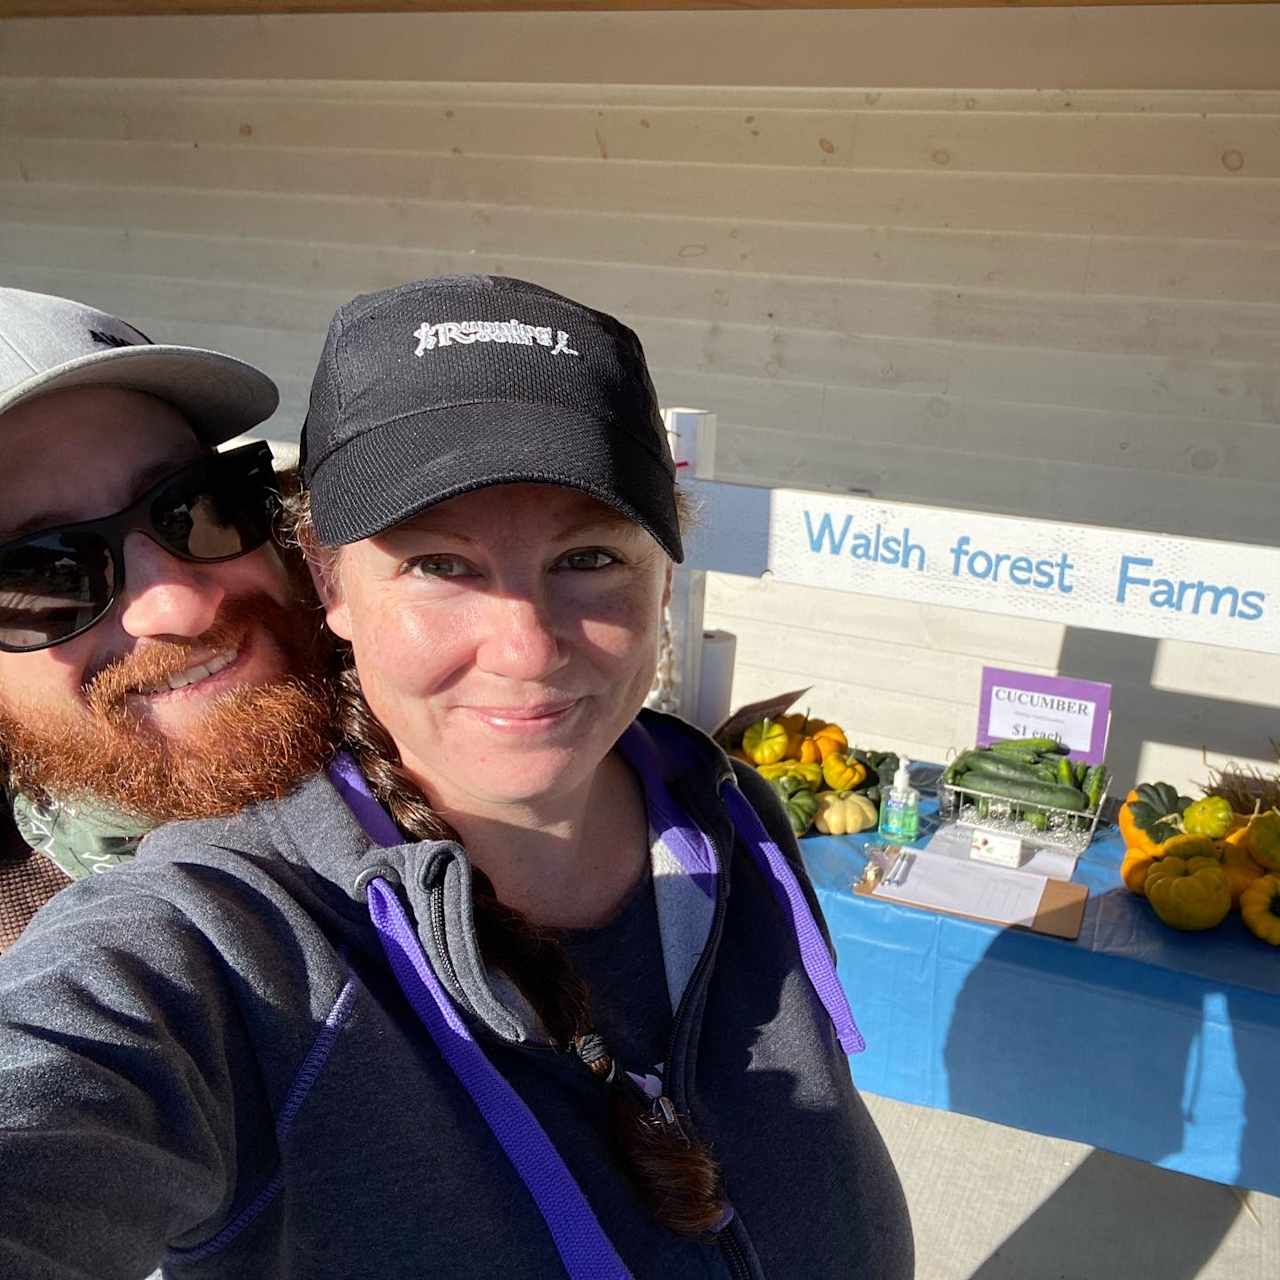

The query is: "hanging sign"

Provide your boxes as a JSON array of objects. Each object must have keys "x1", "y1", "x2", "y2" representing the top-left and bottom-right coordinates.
[{"x1": 685, "y1": 480, "x2": 1280, "y2": 657}]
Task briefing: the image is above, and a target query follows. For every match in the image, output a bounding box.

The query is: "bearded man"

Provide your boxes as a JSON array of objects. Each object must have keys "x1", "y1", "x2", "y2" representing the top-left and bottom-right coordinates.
[{"x1": 0, "y1": 287, "x2": 333, "y2": 951}]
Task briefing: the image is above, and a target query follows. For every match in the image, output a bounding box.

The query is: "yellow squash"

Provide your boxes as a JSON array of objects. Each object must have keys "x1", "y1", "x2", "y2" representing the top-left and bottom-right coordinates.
[
  {"x1": 755, "y1": 762, "x2": 793, "y2": 782},
  {"x1": 1245, "y1": 810, "x2": 1280, "y2": 873},
  {"x1": 1120, "y1": 833, "x2": 1218, "y2": 898},
  {"x1": 1240, "y1": 874, "x2": 1280, "y2": 945},
  {"x1": 822, "y1": 753, "x2": 867, "y2": 792},
  {"x1": 786, "y1": 761, "x2": 824, "y2": 790},
  {"x1": 1144, "y1": 855, "x2": 1231, "y2": 932},
  {"x1": 1220, "y1": 838, "x2": 1266, "y2": 909},
  {"x1": 742, "y1": 718, "x2": 792, "y2": 766}
]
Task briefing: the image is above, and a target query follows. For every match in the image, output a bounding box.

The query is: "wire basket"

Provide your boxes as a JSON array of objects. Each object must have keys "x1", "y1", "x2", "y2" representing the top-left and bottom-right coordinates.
[{"x1": 940, "y1": 779, "x2": 1109, "y2": 854}]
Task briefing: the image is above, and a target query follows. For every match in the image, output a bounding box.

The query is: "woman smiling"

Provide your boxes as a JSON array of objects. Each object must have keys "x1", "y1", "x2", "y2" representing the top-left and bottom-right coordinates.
[{"x1": 0, "y1": 276, "x2": 913, "y2": 1280}]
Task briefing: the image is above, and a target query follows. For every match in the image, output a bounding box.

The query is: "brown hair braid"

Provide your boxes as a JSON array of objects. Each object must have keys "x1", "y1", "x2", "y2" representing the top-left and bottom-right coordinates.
[{"x1": 284, "y1": 488, "x2": 724, "y2": 1237}]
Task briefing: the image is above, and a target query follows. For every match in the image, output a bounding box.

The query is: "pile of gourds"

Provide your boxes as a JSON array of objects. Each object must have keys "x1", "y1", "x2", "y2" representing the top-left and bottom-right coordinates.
[
  {"x1": 734, "y1": 713, "x2": 899, "y2": 838},
  {"x1": 1119, "y1": 783, "x2": 1280, "y2": 945}
]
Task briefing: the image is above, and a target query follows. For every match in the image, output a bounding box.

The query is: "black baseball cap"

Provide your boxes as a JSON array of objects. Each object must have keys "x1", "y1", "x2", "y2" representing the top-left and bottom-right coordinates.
[{"x1": 300, "y1": 275, "x2": 682, "y2": 561}]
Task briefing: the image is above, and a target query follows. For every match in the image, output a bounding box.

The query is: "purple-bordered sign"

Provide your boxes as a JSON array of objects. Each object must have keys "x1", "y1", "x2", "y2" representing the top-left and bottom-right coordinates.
[{"x1": 977, "y1": 667, "x2": 1112, "y2": 764}]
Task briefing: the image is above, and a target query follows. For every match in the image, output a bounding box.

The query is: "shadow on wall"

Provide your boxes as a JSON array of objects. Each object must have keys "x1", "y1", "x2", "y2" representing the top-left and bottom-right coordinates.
[{"x1": 1056, "y1": 626, "x2": 1279, "y2": 795}]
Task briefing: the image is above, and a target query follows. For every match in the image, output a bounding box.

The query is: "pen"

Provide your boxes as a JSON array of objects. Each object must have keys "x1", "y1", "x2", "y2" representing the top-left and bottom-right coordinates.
[{"x1": 884, "y1": 850, "x2": 907, "y2": 886}]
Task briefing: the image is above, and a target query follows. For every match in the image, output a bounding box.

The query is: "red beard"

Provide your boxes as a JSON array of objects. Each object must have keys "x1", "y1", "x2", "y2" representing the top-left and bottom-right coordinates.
[{"x1": 0, "y1": 595, "x2": 336, "y2": 824}]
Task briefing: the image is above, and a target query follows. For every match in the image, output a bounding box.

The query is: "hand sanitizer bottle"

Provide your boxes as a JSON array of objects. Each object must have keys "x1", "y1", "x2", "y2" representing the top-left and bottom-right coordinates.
[{"x1": 879, "y1": 758, "x2": 920, "y2": 842}]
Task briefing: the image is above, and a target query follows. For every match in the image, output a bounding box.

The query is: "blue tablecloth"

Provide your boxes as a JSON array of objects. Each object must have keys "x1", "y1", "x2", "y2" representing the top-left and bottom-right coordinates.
[{"x1": 800, "y1": 809, "x2": 1280, "y2": 1195}]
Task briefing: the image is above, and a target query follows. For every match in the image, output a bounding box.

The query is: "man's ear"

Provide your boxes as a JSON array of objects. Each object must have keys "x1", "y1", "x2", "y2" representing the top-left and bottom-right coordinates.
[{"x1": 306, "y1": 548, "x2": 353, "y2": 643}]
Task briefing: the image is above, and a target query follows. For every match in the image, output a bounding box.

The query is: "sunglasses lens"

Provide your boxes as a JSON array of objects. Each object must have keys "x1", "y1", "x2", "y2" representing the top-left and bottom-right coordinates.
[
  {"x1": 150, "y1": 456, "x2": 275, "y2": 563},
  {"x1": 0, "y1": 532, "x2": 115, "y2": 651}
]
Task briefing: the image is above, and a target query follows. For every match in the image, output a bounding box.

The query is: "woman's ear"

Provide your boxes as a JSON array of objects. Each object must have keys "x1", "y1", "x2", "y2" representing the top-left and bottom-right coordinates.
[{"x1": 306, "y1": 547, "x2": 354, "y2": 643}]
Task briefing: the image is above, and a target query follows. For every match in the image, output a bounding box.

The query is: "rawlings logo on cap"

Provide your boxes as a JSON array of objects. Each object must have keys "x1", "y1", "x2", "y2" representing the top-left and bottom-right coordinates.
[{"x1": 413, "y1": 319, "x2": 580, "y2": 359}]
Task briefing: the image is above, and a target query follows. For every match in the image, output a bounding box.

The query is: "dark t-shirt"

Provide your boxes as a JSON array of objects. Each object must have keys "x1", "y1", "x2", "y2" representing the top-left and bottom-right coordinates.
[{"x1": 562, "y1": 863, "x2": 672, "y2": 1077}]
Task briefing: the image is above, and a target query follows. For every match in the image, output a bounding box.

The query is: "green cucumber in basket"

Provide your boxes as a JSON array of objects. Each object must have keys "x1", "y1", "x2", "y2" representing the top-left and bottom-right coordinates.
[
  {"x1": 943, "y1": 752, "x2": 975, "y2": 787},
  {"x1": 958, "y1": 769, "x2": 1088, "y2": 812},
  {"x1": 961, "y1": 752, "x2": 1058, "y2": 785},
  {"x1": 990, "y1": 736, "x2": 1068, "y2": 757},
  {"x1": 1082, "y1": 765, "x2": 1109, "y2": 813}
]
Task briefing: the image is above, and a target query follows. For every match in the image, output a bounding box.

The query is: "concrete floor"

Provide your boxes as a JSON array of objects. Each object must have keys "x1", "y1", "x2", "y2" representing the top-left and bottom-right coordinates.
[{"x1": 862, "y1": 1094, "x2": 1279, "y2": 1280}]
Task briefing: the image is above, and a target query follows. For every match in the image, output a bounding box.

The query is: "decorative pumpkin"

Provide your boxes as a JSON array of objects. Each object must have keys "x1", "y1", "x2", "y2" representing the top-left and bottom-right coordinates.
[
  {"x1": 1159, "y1": 834, "x2": 1222, "y2": 863},
  {"x1": 822, "y1": 753, "x2": 867, "y2": 792},
  {"x1": 755, "y1": 762, "x2": 794, "y2": 782},
  {"x1": 1120, "y1": 846, "x2": 1160, "y2": 896},
  {"x1": 1220, "y1": 839, "x2": 1267, "y2": 909},
  {"x1": 813, "y1": 790, "x2": 879, "y2": 836},
  {"x1": 1182, "y1": 796, "x2": 1236, "y2": 840},
  {"x1": 778, "y1": 712, "x2": 808, "y2": 736},
  {"x1": 1118, "y1": 783, "x2": 1190, "y2": 858},
  {"x1": 742, "y1": 718, "x2": 792, "y2": 766},
  {"x1": 769, "y1": 775, "x2": 820, "y2": 837},
  {"x1": 1240, "y1": 874, "x2": 1280, "y2": 945},
  {"x1": 1245, "y1": 810, "x2": 1280, "y2": 873},
  {"x1": 1121, "y1": 828, "x2": 1218, "y2": 896},
  {"x1": 810, "y1": 724, "x2": 849, "y2": 762},
  {"x1": 797, "y1": 737, "x2": 824, "y2": 765},
  {"x1": 1144, "y1": 855, "x2": 1231, "y2": 932},
  {"x1": 785, "y1": 761, "x2": 824, "y2": 791}
]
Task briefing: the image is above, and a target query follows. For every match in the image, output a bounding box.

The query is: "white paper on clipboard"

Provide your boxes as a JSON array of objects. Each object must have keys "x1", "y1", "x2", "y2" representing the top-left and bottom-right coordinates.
[{"x1": 876, "y1": 849, "x2": 1047, "y2": 927}]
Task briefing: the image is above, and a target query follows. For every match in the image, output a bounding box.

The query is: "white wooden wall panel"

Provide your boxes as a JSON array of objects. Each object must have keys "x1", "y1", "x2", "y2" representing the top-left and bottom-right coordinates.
[{"x1": 2, "y1": 9, "x2": 1279, "y2": 794}]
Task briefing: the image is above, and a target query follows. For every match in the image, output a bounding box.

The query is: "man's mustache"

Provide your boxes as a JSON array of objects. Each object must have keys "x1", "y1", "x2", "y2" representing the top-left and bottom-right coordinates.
[{"x1": 84, "y1": 611, "x2": 256, "y2": 717}]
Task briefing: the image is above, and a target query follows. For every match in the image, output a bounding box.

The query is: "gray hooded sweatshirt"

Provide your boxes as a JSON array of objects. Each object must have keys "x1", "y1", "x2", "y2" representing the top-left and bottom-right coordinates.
[{"x1": 0, "y1": 710, "x2": 912, "y2": 1280}]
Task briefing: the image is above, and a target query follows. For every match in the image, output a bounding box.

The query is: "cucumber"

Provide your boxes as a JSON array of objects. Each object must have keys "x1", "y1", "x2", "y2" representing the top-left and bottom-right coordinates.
[
  {"x1": 971, "y1": 752, "x2": 1062, "y2": 785},
  {"x1": 988, "y1": 742, "x2": 1047, "y2": 761},
  {"x1": 962, "y1": 752, "x2": 1048, "y2": 783},
  {"x1": 943, "y1": 751, "x2": 975, "y2": 787},
  {"x1": 1072, "y1": 760, "x2": 1089, "y2": 788},
  {"x1": 1083, "y1": 765, "x2": 1108, "y2": 813},
  {"x1": 959, "y1": 771, "x2": 1088, "y2": 812},
  {"x1": 991, "y1": 736, "x2": 1067, "y2": 756}
]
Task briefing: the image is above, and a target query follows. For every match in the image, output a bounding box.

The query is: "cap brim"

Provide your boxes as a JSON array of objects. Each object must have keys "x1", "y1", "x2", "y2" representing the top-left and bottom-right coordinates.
[
  {"x1": 0, "y1": 343, "x2": 278, "y2": 445},
  {"x1": 308, "y1": 402, "x2": 683, "y2": 562}
]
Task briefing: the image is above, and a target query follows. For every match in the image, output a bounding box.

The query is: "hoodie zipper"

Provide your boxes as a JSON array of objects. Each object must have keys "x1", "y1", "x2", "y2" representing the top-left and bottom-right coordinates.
[
  {"x1": 662, "y1": 780, "x2": 761, "y2": 1280},
  {"x1": 427, "y1": 877, "x2": 475, "y2": 1017},
  {"x1": 718, "y1": 1223, "x2": 752, "y2": 1280}
]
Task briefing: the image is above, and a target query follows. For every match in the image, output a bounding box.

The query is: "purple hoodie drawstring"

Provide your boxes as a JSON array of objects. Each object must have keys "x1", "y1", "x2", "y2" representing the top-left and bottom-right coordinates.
[
  {"x1": 721, "y1": 786, "x2": 866, "y2": 1055},
  {"x1": 366, "y1": 876, "x2": 632, "y2": 1280},
  {"x1": 330, "y1": 754, "x2": 631, "y2": 1280}
]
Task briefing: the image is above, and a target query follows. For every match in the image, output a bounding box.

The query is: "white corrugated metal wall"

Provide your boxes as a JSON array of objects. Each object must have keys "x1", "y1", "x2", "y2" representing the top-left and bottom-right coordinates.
[{"x1": 2, "y1": 7, "x2": 1278, "y2": 791}]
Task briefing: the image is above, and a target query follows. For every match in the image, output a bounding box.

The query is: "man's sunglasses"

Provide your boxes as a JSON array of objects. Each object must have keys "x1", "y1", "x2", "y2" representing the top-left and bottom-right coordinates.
[{"x1": 0, "y1": 442, "x2": 280, "y2": 653}]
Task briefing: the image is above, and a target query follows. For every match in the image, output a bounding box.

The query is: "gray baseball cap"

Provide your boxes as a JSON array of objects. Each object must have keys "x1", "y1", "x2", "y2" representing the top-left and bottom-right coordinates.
[{"x1": 0, "y1": 287, "x2": 278, "y2": 443}]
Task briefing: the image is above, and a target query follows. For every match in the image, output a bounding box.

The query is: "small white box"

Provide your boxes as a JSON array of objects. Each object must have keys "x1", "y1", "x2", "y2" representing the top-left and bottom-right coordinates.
[{"x1": 969, "y1": 828, "x2": 1025, "y2": 869}]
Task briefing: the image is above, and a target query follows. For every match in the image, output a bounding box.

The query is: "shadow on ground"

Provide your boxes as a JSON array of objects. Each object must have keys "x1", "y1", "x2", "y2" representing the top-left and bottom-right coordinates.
[{"x1": 966, "y1": 1147, "x2": 1243, "y2": 1279}]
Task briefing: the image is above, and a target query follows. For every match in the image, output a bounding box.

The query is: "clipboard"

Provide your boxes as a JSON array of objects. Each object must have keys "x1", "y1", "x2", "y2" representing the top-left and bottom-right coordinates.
[{"x1": 854, "y1": 864, "x2": 1088, "y2": 940}]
